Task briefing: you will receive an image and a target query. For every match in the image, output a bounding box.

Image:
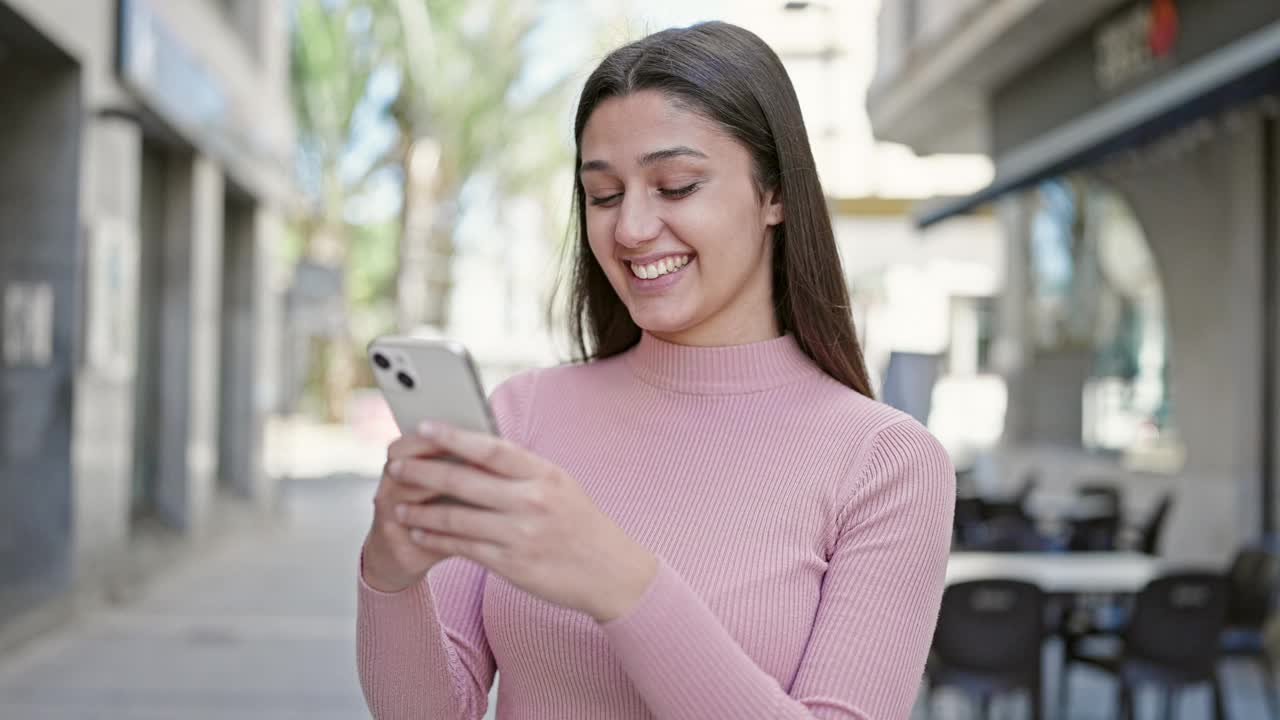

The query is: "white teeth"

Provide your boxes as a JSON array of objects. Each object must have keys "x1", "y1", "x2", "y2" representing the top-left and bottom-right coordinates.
[
  {"x1": 632, "y1": 255, "x2": 690, "y2": 279},
  {"x1": 629, "y1": 255, "x2": 691, "y2": 279}
]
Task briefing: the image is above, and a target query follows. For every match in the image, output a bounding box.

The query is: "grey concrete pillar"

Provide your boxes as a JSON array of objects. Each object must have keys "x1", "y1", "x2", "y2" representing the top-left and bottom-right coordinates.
[
  {"x1": 992, "y1": 194, "x2": 1032, "y2": 450},
  {"x1": 242, "y1": 207, "x2": 287, "y2": 504},
  {"x1": 218, "y1": 192, "x2": 262, "y2": 501},
  {"x1": 1099, "y1": 116, "x2": 1267, "y2": 560},
  {"x1": 155, "y1": 154, "x2": 224, "y2": 535},
  {"x1": 71, "y1": 113, "x2": 144, "y2": 574}
]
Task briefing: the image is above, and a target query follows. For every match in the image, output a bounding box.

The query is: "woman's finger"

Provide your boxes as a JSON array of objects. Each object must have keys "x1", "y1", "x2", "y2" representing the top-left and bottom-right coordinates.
[
  {"x1": 419, "y1": 422, "x2": 551, "y2": 479},
  {"x1": 374, "y1": 459, "x2": 450, "y2": 513},
  {"x1": 376, "y1": 476, "x2": 436, "y2": 505},
  {"x1": 407, "y1": 527, "x2": 506, "y2": 568},
  {"x1": 387, "y1": 433, "x2": 446, "y2": 462},
  {"x1": 388, "y1": 457, "x2": 527, "y2": 511},
  {"x1": 396, "y1": 503, "x2": 520, "y2": 547}
]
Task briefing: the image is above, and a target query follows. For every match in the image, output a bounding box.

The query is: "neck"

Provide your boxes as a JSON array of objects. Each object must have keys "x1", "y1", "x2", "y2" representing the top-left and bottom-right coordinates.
[
  {"x1": 649, "y1": 322, "x2": 781, "y2": 348},
  {"x1": 624, "y1": 330, "x2": 818, "y2": 395}
]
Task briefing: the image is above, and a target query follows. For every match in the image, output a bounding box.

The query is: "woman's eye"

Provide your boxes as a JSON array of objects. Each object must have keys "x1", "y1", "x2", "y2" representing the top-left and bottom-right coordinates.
[
  {"x1": 658, "y1": 183, "x2": 700, "y2": 199},
  {"x1": 588, "y1": 192, "x2": 622, "y2": 207}
]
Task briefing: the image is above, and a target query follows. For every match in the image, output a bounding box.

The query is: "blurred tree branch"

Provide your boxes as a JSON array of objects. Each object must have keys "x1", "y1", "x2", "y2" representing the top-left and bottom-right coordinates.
[
  {"x1": 292, "y1": 0, "x2": 400, "y2": 418},
  {"x1": 381, "y1": 0, "x2": 575, "y2": 331},
  {"x1": 290, "y1": 0, "x2": 578, "y2": 415}
]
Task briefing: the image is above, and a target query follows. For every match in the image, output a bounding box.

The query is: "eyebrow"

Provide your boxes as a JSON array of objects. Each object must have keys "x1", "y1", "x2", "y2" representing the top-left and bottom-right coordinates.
[{"x1": 579, "y1": 145, "x2": 709, "y2": 174}]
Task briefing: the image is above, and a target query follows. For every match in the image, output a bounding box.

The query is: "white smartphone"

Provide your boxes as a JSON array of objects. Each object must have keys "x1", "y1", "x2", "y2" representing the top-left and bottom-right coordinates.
[
  {"x1": 367, "y1": 335, "x2": 498, "y2": 438},
  {"x1": 368, "y1": 336, "x2": 497, "y2": 507}
]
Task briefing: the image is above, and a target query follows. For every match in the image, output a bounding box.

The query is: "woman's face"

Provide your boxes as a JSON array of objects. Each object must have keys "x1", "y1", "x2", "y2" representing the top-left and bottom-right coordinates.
[{"x1": 578, "y1": 90, "x2": 783, "y2": 347}]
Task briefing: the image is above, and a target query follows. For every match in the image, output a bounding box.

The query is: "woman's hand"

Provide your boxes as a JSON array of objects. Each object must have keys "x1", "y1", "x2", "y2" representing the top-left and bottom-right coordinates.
[
  {"x1": 360, "y1": 434, "x2": 458, "y2": 593},
  {"x1": 387, "y1": 421, "x2": 658, "y2": 623}
]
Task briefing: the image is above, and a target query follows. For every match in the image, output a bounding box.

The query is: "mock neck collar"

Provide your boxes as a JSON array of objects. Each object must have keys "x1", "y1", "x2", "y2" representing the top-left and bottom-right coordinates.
[{"x1": 623, "y1": 331, "x2": 820, "y2": 395}]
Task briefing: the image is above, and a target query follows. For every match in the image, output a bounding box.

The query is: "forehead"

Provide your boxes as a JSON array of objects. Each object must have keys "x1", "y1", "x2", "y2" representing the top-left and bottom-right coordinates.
[{"x1": 580, "y1": 90, "x2": 726, "y2": 158}]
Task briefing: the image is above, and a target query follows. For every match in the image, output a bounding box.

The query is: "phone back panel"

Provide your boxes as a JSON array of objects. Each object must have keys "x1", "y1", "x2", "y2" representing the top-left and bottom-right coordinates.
[{"x1": 367, "y1": 336, "x2": 497, "y2": 437}]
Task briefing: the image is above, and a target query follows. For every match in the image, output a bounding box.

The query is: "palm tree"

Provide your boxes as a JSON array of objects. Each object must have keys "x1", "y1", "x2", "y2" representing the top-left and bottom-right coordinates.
[
  {"x1": 291, "y1": 0, "x2": 577, "y2": 415},
  {"x1": 291, "y1": 0, "x2": 401, "y2": 417},
  {"x1": 382, "y1": 0, "x2": 575, "y2": 332}
]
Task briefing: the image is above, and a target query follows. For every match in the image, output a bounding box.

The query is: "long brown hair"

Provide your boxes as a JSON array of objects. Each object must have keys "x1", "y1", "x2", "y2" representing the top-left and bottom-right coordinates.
[{"x1": 559, "y1": 21, "x2": 873, "y2": 398}]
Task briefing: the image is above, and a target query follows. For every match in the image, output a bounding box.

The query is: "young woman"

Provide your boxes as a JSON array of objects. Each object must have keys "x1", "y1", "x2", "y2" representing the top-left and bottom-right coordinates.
[{"x1": 357, "y1": 21, "x2": 954, "y2": 720}]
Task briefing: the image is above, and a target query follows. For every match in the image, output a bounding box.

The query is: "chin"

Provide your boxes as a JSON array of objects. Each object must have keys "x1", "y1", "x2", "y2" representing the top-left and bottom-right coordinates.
[{"x1": 627, "y1": 306, "x2": 699, "y2": 336}]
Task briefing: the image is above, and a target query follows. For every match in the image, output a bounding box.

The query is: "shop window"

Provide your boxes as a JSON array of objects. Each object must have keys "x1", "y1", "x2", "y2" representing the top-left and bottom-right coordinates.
[{"x1": 1027, "y1": 177, "x2": 1183, "y2": 471}]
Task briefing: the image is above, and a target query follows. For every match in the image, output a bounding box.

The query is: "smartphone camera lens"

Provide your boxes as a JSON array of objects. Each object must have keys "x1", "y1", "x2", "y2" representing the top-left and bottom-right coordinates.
[
  {"x1": 373, "y1": 352, "x2": 391, "y2": 370},
  {"x1": 396, "y1": 372, "x2": 415, "y2": 389}
]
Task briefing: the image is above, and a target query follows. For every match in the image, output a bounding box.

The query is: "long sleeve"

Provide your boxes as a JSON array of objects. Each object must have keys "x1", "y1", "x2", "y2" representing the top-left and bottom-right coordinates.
[
  {"x1": 355, "y1": 370, "x2": 539, "y2": 719},
  {"x1": 599, "y1": 419, "x2": 956, "y2": 719},
  {"x1": 357, "y1": 558, "x2": 495, "y2": 719}
]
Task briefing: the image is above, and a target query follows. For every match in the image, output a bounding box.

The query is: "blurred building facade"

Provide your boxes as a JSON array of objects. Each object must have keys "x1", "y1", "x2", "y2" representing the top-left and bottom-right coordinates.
[
  {"x1": 871, "y1": 0, "x2": 1280, "y2": 561},
  {"x1": 0, "y1": 0, "x2": 293, "y2": 638},
  {"x1": 718, "y1": 1, "x2": 1004, "y2": 468}
]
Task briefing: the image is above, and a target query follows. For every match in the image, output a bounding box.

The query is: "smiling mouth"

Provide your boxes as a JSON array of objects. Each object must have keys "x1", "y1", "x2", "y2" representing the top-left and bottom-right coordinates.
[{"x1": 627, "y1": 254, "x2": 692, "y2": 280}]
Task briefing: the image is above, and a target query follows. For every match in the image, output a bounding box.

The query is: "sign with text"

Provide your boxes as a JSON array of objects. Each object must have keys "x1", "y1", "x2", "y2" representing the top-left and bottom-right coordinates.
[
  {"x1": 118, "y1": 0, "x2": 228, "y2": 145},
  {"x1": 3, "y1": 282, "x2": 54, "y2": 368},
  {"x1": 1095, "y1": 0, "x2": 1180, "y2": 93}
]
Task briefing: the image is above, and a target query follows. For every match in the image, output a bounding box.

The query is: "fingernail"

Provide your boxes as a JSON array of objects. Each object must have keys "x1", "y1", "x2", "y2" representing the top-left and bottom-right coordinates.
[
  {"x1": 395, "y1": 504, "x2": 407, "y2": 521},
  {"x1": 418, "y1": 421, "x2": 436, "y2": 437},
  {"x1": 388, "y1": 460, "x2": 402, "y2": 475},
  {"x1": 410, "y1": 529, "x2": 426, "y2": 543}
]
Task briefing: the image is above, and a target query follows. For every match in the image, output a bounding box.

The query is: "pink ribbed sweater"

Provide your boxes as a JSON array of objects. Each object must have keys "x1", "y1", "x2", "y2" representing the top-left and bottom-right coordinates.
[{"x1": 357, "y1": 332, "x2": 955, "y2": 719}]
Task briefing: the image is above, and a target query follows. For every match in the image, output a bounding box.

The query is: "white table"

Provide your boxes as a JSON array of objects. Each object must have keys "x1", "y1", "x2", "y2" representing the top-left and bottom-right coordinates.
[{"x1": 946, "y1": 552, "x2": 1165, "y2": 594}]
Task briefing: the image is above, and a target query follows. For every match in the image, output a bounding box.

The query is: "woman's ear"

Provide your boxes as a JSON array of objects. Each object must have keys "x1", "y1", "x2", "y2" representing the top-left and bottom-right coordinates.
[{"x1": 763, "y1": 188, "x2": 784, "y2": 227}]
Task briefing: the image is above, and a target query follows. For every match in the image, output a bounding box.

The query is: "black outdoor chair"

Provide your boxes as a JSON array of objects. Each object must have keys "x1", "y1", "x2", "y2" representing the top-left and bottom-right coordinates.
[
  {"x1": 978, "y1": 472, "x2": 1039, "y2": 524},
  {"x1": 1066, "y1": 483, "x2": 1123, "y2": 552},
  {"x1": 957, "y1": 495, "x2": 1044, "y2": 552},
  {"x1": 925, "y1": 579, "x2": 1045, "y2": 719},
  {"x1": 954, "y1": 496, "x2": 987, "y2": 548},
  {"x1": 1061, "y1": 572, "x2": 1229, "y2": 720},
  {"x1": 1221, "y1": 548, "x2": 1280, "y2": 719},
  {"x1": 983, "y1": 514, "x2": 1058, "y2": 553},
  {"x1": 1136, "y1": 493, "x2": 1174, "y2": 556},
  {"x1": 955, "y1": 473, "x2": 1055, "y2": 552}
]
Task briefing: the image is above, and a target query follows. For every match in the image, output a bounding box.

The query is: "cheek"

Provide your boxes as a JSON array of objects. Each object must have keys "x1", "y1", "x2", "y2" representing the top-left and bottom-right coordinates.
[
  {"x1": 683, "y1": 216, "x2": 769, "y2": 292},
  {"x1": 585, "y1": 220, "x2": 620, "y2": 276},
  {"x1": 669, "y1": 207, "x2": 739, "y2": 267}
]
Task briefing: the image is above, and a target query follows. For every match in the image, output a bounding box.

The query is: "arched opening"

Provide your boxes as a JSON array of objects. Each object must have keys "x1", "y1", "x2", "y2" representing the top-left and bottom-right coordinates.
[{"x1": 1027, "y1": 176, "x2": 1182, "y2": 471}]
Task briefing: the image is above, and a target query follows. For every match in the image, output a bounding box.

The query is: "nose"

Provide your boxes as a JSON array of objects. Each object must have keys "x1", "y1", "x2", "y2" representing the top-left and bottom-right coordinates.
[{"x1": 614, "y1": 191, "x2": 663, "y2": 248}]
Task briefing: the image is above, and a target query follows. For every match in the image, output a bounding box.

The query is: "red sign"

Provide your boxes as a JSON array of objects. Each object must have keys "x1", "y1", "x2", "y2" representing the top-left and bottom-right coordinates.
[
  {"x1": 1148, "y1": 0, "x2": 1179, "y2": 57},
  {"x1": 1095, "y1": 0, "x2": 1179, "y2": 92}
]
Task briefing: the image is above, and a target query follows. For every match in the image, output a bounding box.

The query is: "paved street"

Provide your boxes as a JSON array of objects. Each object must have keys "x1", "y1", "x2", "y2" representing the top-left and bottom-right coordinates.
[
  {"x1": 0, "y1": 469, "x2": 1270, "y2": 719},
  {"x1": 0, "y1": 474, "x2": 379, "y2": 720}
]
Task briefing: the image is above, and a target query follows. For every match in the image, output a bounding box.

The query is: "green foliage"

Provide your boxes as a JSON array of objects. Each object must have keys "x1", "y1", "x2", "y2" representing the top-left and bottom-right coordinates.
[
  {"x1": 289, "y1": 0, "x2": 583, "y2": 406},
  {"x1": 347, "y1": 220, "x2": 399, "y2": 305},
  {"x1": 347, "y1": 219, "x2": 398, "y2": 351},
  {"x1": 391, "y1": 0, "x2": 576, "y2": 194}
]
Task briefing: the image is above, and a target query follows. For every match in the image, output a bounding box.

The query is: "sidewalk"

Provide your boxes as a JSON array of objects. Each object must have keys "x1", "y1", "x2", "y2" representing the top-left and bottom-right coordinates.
[{"x1": 0, "y1": 474, "x2": 379, "y2": 719}]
